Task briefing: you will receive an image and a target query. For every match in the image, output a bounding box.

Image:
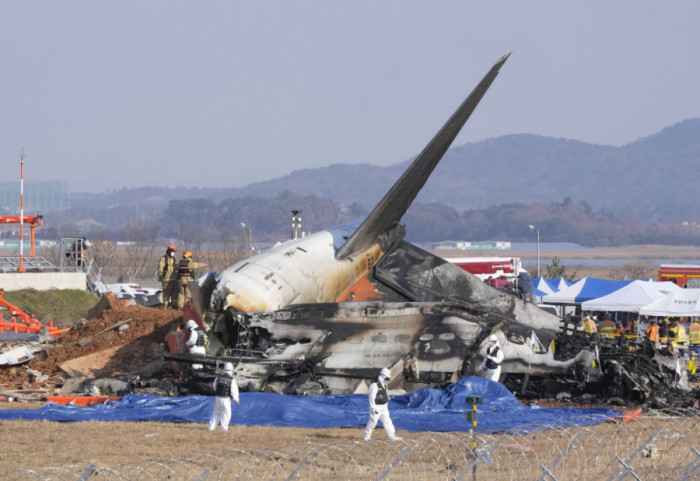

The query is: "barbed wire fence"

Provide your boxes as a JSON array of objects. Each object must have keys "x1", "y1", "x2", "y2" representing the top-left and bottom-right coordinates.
[{"x1": 2, "y1": 409, "x2": 699, "y2": 481}]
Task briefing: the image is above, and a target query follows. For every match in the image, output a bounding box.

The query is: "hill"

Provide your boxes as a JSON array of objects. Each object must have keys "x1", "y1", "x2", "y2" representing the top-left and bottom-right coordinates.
[{"x1": 72, "y1": 118, "x2": 700, "y2": 223}]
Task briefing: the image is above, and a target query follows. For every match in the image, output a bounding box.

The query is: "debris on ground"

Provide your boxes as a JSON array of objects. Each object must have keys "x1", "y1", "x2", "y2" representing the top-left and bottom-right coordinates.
[
  {"x1": 0, "y1": 293, "x2": 181, "y2": 399},
  {"x1": 0, "y1": 292, "x2": 698, "y2": 410}
]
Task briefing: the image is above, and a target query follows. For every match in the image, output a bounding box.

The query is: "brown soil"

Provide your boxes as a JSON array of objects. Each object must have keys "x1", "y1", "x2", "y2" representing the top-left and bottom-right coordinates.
[{"x1": 0, "y1": 293, "x2": 182, "y2": 392}]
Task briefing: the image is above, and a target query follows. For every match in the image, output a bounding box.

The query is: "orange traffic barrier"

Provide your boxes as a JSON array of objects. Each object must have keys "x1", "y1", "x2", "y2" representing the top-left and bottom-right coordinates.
[{"x1": 46, "y1": 396, "x2": 122, "y2": 406}]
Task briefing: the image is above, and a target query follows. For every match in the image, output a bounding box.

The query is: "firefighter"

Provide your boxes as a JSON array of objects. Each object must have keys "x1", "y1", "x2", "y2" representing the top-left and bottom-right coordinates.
[
  {"x1": 670, "y1": 319, "x2": 689, "y2": 349},
  {"x1": 598, "y1": 315, "x2": 616, "y2": 338},
  {"x1": 689, "y1": 318, "x2": 700, "y2": 346},
  {"x1": 157, "y1": 244, "x2": 178, "y2": 309},
  {"x1": 177, "y1": 251, "x2": 209, "y2": 309},
  {"x1": 209, "y1": 362, "x2": 240, "y2": 432},
  {"x1": 363, "y1": 368, "x2": 401, "y2": 441},
  {"x1": 658, "y1": 318, "x2": 670, "y2": 348}
]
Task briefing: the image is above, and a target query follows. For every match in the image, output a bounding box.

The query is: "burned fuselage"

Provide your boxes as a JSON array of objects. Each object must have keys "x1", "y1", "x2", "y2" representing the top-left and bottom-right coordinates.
[
  {"x1": 203, "y1": 243, "x2": 581, "y2": 394},
  {"x1": 191, "y1": 53, "x2": 593, "y2": 394}
]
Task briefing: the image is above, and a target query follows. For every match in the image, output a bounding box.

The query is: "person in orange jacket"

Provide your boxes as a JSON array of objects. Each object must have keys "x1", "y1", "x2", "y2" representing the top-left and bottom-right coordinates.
[{"x1": 645, "y1": 319, "x2": 659, "y2": 350}]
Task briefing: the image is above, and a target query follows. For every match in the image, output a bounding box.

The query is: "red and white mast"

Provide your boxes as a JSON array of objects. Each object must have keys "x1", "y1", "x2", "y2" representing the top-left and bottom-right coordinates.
[{"x1": 19, "y1": 148, "x2": 25, "y2": 273}]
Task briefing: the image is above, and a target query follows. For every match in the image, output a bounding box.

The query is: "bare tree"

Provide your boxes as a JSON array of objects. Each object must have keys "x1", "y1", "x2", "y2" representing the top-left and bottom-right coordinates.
[
  {"x1": 124, "y1": 217, "x2": 160, "y2": 283},
  {"x1": 610, "y1": 262, "x2": 657, "y2": 281}
]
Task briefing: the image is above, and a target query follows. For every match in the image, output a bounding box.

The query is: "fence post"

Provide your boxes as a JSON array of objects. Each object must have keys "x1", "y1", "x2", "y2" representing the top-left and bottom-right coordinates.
[
  {"x1": 78, "y1": 464, "x2": 100, "y2": 480},
  {"x1": 377, "y1": 446, "x2": 412, "y2": 481},
  {"x1": 680, "y1": 447, "x2": 700, "y2": 481},
  {"x1": 607, "y1": 426, "x2": 662, "y2": 481},
  {"x1": 285, "y1": 456, "x2": 308, "y2": 481},
  {"x1": 536, "y1": 431, "x2": 583, "y2": 481}
]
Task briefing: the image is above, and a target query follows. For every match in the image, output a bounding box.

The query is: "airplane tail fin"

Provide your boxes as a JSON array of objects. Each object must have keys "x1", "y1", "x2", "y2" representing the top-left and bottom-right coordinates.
[{"x1": 336, "y1": 53, "x2": 510, "y2": 260}]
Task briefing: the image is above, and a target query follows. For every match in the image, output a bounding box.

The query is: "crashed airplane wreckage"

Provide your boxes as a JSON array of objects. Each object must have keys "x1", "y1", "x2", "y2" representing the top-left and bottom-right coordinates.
[{"x1": 167, "y1": 53, "x2": 698, "y2": 406}]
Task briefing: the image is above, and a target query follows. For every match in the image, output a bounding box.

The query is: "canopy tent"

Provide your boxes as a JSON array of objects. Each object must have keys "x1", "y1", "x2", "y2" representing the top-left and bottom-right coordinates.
[
  {"x1": 549, "y1": 277, "x2": 572, "y2": 291},
  {"x1": 638, "y1": 288, "x2": 700, "y2": 317},
  {"x1": 580, "y1": 280, "x2": 680, "y2": 313},
  {"x1": 542, "y1": 277, "x2": 633, "y2": 305},
  {"x1": 533, "y1": 277, "x2": 556, "y2": 302}
]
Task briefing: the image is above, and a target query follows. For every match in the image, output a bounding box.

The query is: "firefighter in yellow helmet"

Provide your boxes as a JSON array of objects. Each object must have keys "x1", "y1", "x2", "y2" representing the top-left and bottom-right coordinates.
[
  {"x1": 157, "y1": 244, "x2": 178, "y2": 309},
  {"x1": 177, "y1": 251, "x2": 209, "y2": 309}
]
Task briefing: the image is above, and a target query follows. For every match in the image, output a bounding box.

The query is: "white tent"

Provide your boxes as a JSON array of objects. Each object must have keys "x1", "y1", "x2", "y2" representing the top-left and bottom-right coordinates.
[
  {"x1": 638, "y1": 288, "x2": 700, "y2": 316},
  {"x1": 580, "y1": 280, "x2": 680, "y2": 313}
]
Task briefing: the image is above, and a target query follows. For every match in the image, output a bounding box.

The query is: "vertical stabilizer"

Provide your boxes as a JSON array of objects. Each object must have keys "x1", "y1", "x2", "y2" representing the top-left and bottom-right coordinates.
[{"x1": 336, "y1": 53, "x2": 510, "y2": 259}]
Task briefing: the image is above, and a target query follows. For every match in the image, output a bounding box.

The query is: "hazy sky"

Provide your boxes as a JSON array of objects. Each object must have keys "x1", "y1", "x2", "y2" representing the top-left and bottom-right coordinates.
[{"x1": 3, "y1": 2, "x2": 699, "y2": 192}]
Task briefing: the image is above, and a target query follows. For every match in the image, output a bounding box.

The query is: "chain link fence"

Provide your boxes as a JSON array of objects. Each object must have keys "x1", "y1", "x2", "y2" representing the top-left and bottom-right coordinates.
[{"x1": 2, "y1": 409, "x2": 698, "y2": 480}]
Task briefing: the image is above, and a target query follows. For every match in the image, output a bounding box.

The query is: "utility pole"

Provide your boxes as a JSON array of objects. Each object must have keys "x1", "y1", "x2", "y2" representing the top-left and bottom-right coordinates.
[
  {"x1": 528, "y1": 224, "x2": 540, "y2": 277},
  {"x1": 240, "y1": 223, "x2": 252, "y2": 251},
  {"x1": 291, "y1": 210, "x2": 302, "y2": 240}
]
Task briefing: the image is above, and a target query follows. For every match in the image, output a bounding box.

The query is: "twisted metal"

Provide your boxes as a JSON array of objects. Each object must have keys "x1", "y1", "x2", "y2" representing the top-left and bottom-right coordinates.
[{"x1": 2, "y1": 409, "x2": 698, "y2": 480}]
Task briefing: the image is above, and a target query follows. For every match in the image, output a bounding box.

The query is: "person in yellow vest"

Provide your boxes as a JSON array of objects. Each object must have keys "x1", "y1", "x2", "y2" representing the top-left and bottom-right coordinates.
[
  {"x1": 581, "y1": 315, "x2": 598, "y2": 335},
  {"x1": 157, "y1": 244, "x2": 178, "y2": 309},
  {"x1": 675, "y1": 319, "x2": 689, "y2": 347},
  {"x1": 688, "y1": 318, "x2": 700, "y2": 346},
  {"x1": 177, "y1": 251, "x2": 209, "y2": 309},
  {"x1": 598, "y1": 315, "x2": 617, "y2": 338}
]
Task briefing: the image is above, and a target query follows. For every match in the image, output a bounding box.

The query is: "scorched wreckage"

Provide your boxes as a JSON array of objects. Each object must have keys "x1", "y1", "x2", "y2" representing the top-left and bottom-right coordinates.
[{"x1": 167, "y1": 54, "x2": 697, "y2": 405}]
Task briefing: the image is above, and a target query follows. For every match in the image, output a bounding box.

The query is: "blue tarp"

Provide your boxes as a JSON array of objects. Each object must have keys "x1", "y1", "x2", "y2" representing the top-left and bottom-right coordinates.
[{"x1": 0, "y1": 378, "x2": 622, "y2": 434}]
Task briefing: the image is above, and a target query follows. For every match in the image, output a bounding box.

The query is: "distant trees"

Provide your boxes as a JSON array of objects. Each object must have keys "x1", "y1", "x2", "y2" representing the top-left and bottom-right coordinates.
[{"x1": 34, "y1": 192, "x2": 700, "y2": 248}]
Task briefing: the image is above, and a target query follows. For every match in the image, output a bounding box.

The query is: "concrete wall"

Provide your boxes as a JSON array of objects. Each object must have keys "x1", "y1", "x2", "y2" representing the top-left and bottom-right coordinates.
[{"x1": 0, "y1": 272, "x2": 87, "y2": 291}]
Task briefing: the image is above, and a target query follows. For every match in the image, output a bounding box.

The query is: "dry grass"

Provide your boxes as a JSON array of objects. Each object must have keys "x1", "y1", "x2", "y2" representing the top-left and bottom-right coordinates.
[
  {"x1": 0, "y1": 413, "x2": 697, "y2": 480},
  {"x1": 0, "y1": 419, "x2": 364, "y2": 471}
]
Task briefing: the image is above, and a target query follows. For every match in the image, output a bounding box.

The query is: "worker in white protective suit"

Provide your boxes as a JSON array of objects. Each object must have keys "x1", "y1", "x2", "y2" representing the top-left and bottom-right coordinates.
[
  {"x1": 184, "y1": 319, "x2": 206, "y2": 372},
  {"x1": 209, "y1": 362, "x2": 240, "y2": 431},
  {"x1": 363, "y1": 368, "x2": 402, "y2": 441},
  {"x1": 481, "y1": 334, "x2": 504, "y2": 382}
]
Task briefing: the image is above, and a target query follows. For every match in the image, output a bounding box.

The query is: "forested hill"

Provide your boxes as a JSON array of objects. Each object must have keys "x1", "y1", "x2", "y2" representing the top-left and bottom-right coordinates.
[
  {"x1": 236, "y1": 118, "x2": 700, "y2": 222},
  {"x1": 75, "y1": 118, "x2": 700, "y2": 223}
]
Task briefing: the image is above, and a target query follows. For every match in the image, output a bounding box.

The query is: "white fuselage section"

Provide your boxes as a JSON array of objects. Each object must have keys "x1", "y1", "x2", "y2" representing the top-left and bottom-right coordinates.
[{"x1": 211, "y1": 219, "x2": 383, "y2": 314}]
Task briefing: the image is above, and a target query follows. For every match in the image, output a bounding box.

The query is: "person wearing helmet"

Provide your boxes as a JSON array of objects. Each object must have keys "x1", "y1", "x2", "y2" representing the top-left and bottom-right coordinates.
[
  {"x1": 177, "y1": 251, "x2": 209, "y2": 309},
  {"x1": 363, "y1": 367, "x2": 402, "y2": 441},
  {"x1": 209, "y1": 362, "x2": 240, "y2": 432},
  {"x1": 157, "y1": 244, "x2": 178, "y2": 309},
  {"x1": 481, "y1": 334, "x2": 504, "y2": 382},
  {"x1": 184, "y1": 319, "x2": 207, "y2": 373}
]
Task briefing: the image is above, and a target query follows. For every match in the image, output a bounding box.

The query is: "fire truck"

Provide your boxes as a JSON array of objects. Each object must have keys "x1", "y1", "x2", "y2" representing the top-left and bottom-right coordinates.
[
  {"x1": 442, "y1": 256, "x2": 535, "y2": 301},
  {"x1": 657, "y1": 264, "x2": 700, "y2": 288}
]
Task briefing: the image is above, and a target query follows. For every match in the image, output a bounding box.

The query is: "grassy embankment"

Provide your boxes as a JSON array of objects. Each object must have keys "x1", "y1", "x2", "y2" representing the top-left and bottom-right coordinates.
[{"x1": 1, "y1": 289, "x2": 98, "y2": 329}]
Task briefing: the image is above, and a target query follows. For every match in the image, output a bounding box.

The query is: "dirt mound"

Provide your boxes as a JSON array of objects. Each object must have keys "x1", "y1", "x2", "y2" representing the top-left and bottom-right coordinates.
[{"x1": 0, "y1": 293, "x2": 182, "y2": 391}]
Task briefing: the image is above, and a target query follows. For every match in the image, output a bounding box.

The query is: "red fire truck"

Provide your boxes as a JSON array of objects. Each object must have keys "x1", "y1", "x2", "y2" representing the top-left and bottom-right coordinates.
[
  {"x1": 442, "y1": 256, "x2": 535, "y2": 301},
  {"x1": 657, "y1": 264, "x2": 700, "y2": 288}
]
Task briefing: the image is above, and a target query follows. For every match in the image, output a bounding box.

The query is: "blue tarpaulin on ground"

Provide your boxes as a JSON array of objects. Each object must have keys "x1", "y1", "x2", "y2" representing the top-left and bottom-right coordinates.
[{"x1": 0, "y1": 377, "x2": 622, "y2": 433}]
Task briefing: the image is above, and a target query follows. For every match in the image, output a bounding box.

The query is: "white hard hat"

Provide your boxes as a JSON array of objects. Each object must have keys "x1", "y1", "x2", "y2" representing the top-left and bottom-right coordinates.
[
  {"x1": 380, "y1": 367, "x2": 391, "y2": 379},
  {"x1": 488, "y1": 334, "x2": 498, "y2": 342},
  {"x1": 185, "y1": 320, "x2": 197, "y2": 330},
  {"x1": 223, "y1": 362, "x2": 233, "y2": 373}
]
